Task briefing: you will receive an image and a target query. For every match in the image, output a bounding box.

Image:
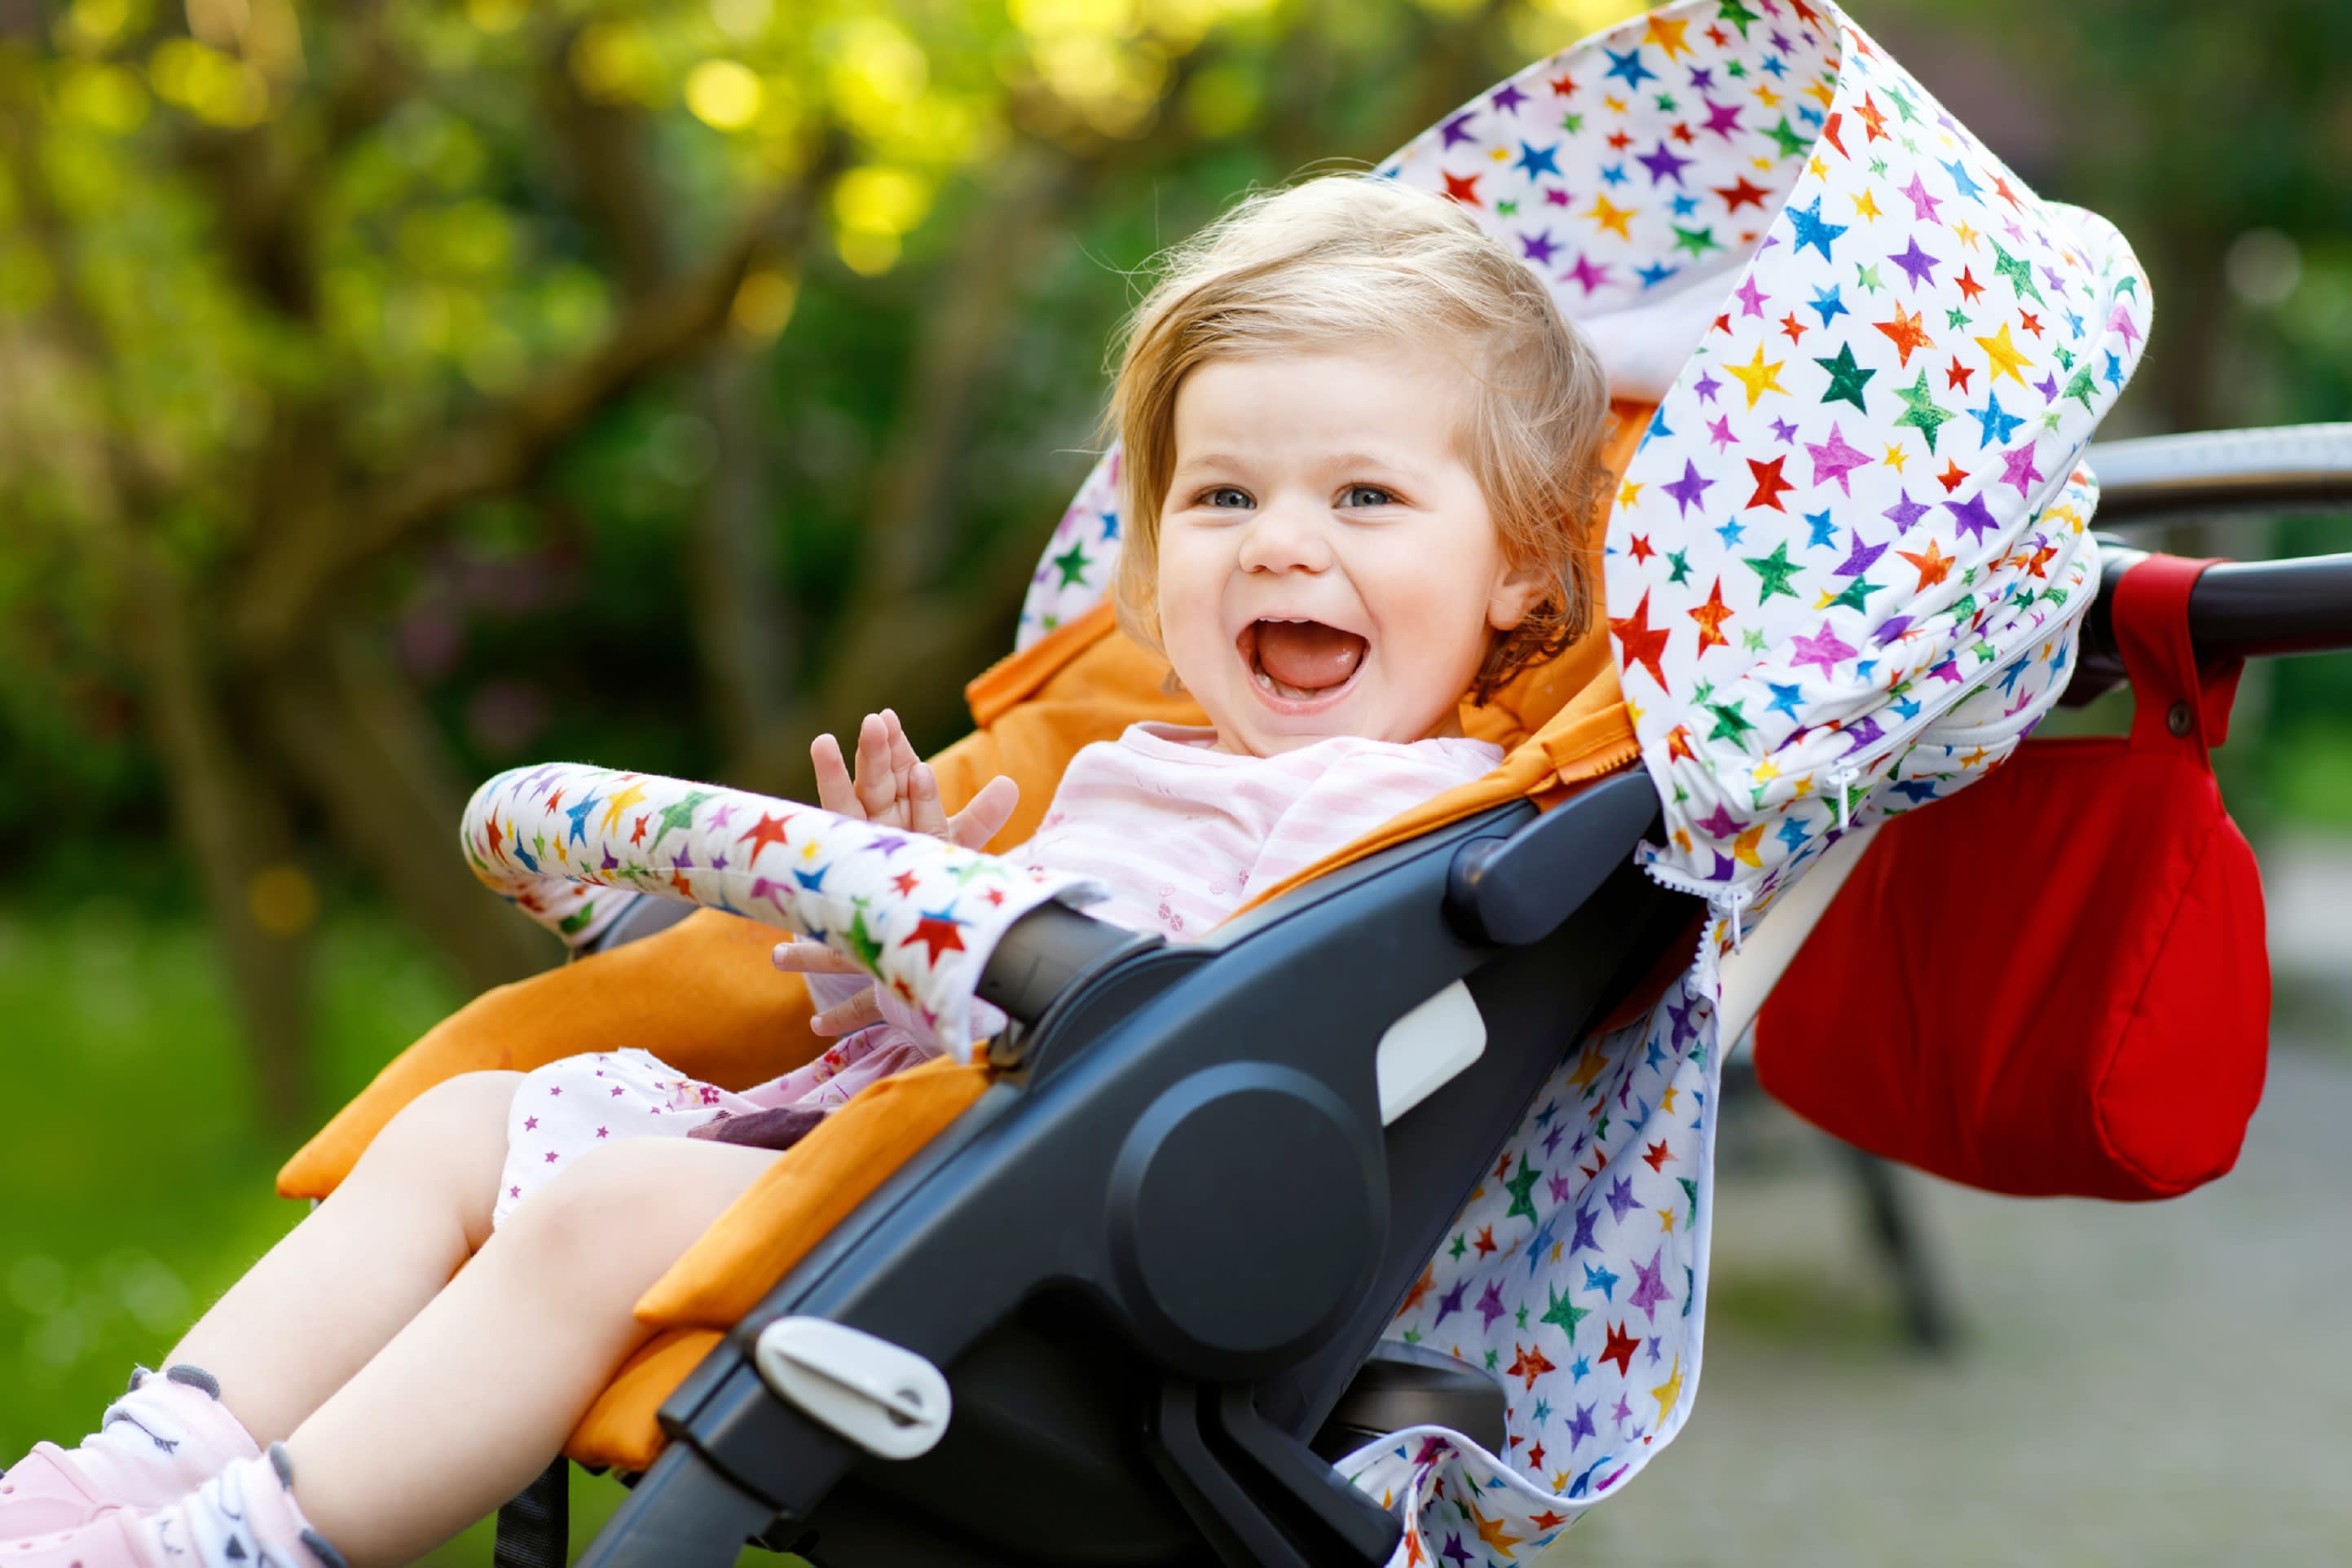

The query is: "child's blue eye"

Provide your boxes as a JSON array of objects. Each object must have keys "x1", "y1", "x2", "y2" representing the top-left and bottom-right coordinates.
[
  {"x1": 1342, "y1": 485, "x2": 1396, "y2": 508},
  {"x1": 1204, "y1": 487, "x2": 1253, "y2": 509}
]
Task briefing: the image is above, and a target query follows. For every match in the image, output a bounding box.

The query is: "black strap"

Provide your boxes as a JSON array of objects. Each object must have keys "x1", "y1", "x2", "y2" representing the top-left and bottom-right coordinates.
[{"x1": 492, "y1": 1457, "x2": 570, "y2": 1568}]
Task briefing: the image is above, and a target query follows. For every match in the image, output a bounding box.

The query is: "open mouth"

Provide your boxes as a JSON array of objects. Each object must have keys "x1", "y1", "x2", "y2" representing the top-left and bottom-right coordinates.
[{"x1": 1236, "y1": 618, "x2": 1371, "y2": 709}]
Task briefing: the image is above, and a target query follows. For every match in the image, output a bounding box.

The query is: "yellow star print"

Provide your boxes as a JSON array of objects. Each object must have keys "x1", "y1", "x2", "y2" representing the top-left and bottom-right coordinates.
[
  {"x1": 1974, "y1": 322, "x2": 2033, "y2": 387},
  {"x1": 1724, "y1": 343, "x2": 1789, "y2": 409}
]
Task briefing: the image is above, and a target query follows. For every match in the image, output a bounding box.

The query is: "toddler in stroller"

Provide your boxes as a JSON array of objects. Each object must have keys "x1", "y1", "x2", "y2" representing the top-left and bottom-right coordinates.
[
  {"x1": 0, "y1": 172, "x2": 1619, "y2": 1568},
  {"x1": 2, "y1": 0, "x2": 2187, "y2": 1562}
]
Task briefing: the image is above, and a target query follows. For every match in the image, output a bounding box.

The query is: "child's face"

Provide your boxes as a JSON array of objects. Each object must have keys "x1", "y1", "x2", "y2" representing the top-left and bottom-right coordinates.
[{"x1": 1154, "y1": 346, "x2": 1546, "y2": 756}]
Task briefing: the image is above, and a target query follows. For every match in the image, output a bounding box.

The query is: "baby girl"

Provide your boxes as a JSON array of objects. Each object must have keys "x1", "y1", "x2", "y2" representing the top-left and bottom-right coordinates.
[{"x1": 0, "y1": 170, "x2": 1609, "y2": 1568}]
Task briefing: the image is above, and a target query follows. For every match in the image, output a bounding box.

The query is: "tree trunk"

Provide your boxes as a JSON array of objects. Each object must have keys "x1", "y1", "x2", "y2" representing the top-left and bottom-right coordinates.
[
  {"x1": 134, "y1": 562, "x2": 318, "y2": 1135},
  {"x1": 255, "y1": 629, "x2": 557, "y2": 997},
  {"x1": 693, "y1": 346, "x2": 800, "y2": 781}
]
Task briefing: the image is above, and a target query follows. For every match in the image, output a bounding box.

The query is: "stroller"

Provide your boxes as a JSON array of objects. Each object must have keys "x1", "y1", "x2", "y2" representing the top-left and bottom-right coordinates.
[{"x1": 272, "y1": 2, "x2": 2352, "y2": 1564}]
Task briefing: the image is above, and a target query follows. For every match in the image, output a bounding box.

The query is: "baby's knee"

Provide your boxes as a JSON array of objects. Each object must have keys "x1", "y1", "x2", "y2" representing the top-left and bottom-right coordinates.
[
  {"x1": 356, "y1": 1072, "x2": 523, "y2": 1219},
  {"x1": 497, "y1": 1138, "x2": 769, "y2": 1284}
]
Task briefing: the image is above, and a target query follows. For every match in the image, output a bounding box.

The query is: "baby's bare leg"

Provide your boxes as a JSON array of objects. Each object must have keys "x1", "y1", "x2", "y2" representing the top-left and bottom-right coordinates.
[
  {"x1": 284, "y1": 1134, "x2": 777, "y2": 1568},
  {"x1": 166, "y1": 1071, "x2": 522, "y2": 1444}
]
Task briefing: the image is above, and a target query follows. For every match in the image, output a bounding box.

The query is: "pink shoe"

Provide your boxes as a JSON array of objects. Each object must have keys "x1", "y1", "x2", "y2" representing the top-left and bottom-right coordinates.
[
  {"x1": 0, "y1": 1445, "x2": 127, "y2": 1539},
  {"x1": 0, "y1": 1508, "x2": 162, "y2": 1566}
]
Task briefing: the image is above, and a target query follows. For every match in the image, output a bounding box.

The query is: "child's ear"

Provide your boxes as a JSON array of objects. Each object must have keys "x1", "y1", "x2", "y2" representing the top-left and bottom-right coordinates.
[{"x1": 1487, "y1": 562, "x2": 1553, "y2": 632}]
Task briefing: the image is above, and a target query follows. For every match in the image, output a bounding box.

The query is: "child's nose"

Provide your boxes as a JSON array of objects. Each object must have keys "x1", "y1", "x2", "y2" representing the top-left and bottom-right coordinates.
[{"x1": 1235, "y1": 501, "x2": 1334, "y2": 574}]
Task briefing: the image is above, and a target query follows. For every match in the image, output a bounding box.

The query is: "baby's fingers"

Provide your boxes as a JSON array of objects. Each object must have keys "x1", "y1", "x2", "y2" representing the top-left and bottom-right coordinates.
[
  {"x1": 852, "y1": 713, "x2": 898, "y2": 819},
  {"x1": 811, "y1": 733, "x2": 861, "y2": 818},
  {"x1": 810, "y1": 986, "x2": 885, "y2": 1037},
  {"x1": 945, "y1": 773, "x2": 1020, "y2": 850},
  {"x1": 905, "y1": 760, "x2": 950, "y2": 839},
  {"x1": 770, "y1": 938, "x2": 868, "y2": 976}
]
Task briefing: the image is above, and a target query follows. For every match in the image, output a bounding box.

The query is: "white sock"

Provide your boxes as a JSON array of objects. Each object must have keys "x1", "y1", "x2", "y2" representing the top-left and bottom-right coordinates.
[
  {"x1": 68, "y1": 1365, "x2": 262, "y2": 1509},
  {"x1": 136, "y1": 1447, "x2": 346, "y2": 1568}
]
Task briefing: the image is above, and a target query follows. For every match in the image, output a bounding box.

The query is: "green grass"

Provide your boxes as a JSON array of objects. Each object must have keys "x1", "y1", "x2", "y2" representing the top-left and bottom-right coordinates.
[{"x1": 0, "y1": 900, "x2": 610, "y2": 1564}]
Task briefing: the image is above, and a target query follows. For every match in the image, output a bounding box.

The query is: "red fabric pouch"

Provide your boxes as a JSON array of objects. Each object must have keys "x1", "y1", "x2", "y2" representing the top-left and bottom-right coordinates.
[{"x1": 1752, "y1": 556, "x2": 2270, "y2": 1200}]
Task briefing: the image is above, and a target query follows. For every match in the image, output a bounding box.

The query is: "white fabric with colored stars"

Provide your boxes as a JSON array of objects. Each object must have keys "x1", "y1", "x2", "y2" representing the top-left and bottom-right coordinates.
[
  {"x1": 1016, "y1": 1, "x2": 2147, "y2": 1560},
  {"x1": 460, "y1": 761, "x2": 1104, "y2": 1056}
]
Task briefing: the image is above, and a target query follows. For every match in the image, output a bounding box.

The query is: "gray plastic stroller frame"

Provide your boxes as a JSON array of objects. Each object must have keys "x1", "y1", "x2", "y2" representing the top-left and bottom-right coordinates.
[{"x1": 479, "y1": 427, "x2": 2352, "y2": 1568}]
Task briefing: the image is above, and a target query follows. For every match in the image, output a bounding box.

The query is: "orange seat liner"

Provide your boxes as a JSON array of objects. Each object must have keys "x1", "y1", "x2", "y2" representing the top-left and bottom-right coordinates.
[{"x1": 277, "y1": 403, "x2": 1650, "y2": 1471}]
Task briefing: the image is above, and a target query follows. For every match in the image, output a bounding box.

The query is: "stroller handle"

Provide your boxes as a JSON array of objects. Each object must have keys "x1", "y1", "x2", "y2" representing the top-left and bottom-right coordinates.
[
  {"x1": 460, "y1": 762, "x2": 1103, "y2": 1052},
  {"x1": 2065, "y1": 545, "x2": 2352, "y2": 707},
  {"x1": 2089, "y1": 422, "x2": 2352, "y2": 523}
]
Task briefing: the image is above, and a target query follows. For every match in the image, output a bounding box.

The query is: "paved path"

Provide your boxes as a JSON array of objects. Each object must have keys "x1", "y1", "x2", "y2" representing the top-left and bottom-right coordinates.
[{"x1": 1566, "y1": 1037, "x2": 2352, "y2": 1566}]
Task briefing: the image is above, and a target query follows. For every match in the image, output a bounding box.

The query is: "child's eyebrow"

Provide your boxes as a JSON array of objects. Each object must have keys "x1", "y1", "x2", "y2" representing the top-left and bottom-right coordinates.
[{"x1": 1171, "y1": 453, "x2": 1249, "y2": 478}]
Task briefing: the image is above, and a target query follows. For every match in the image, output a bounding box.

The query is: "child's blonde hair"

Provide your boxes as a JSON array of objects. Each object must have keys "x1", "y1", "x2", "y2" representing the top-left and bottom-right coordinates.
[{"x1": 1103, "y1": 172, "x2": 1612, "y2": 703}]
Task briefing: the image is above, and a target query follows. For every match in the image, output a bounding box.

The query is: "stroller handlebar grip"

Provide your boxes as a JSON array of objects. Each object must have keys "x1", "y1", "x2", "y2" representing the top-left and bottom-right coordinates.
[
  {"x1": 1443, "y1": 770, "x2": 1663, "y2": 947},
  {"x1": 460, "y1": 762, "x2": 1106, "y2": 1055}
]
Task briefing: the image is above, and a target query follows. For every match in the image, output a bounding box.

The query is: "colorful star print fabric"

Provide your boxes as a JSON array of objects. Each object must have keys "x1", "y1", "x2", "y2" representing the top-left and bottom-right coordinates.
[{"x1": 460, "y1": 762, "x2": 1105, "y2": 1055}]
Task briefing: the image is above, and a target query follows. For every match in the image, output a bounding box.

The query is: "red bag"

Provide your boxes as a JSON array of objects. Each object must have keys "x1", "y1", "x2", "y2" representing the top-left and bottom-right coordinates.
[{"x1": 1752, "y1": 555, "x2": 2270, "y2": 1200}]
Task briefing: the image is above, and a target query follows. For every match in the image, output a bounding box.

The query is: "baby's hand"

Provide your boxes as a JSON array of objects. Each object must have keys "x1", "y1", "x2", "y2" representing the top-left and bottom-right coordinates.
[
  {"x1": 787, "y1": 709, "x2": 1021, "y2": 1036},
  {"x1": 809, "y1": 709, "x2": 1019, "y2": 849}
]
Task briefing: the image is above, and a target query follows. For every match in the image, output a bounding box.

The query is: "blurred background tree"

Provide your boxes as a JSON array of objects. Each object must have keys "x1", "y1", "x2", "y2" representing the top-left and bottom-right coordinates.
[{"x1": 2, "y1": 1, "x2": 2347, "y2": 1555}]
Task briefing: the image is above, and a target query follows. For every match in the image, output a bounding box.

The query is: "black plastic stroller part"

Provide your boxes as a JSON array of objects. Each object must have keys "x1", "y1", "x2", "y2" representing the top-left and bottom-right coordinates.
[
  {"x1": 490, "y1": 1458, "x2": 568, "y2": 1568},
  {"x1": 544, "y1": 769, "x2": 1689, "y2": 1568},
  {"x1": 1308, "y1": 1341, "x2": 1512, "y2": 1461}
]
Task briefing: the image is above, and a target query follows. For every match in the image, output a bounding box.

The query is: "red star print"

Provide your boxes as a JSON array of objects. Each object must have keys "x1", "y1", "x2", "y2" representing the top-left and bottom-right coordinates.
[
  {"x1": 1548, "y1": 72, "x2": 1576, "y2": 97},
  {"x1": 1473, "y1": 1226, "x2": 1498, "y2": 1257},
  {"x1": 1715, "y1": 177, "x2": 1770, "y2": 211},
  {"x1": 2019, "y1": 310, "x2": 2044, "y2": 337},
  {"x1": 1505, "y1": 1343, "x2": 1557, "y2": 1390},
  {"x1": 1945, "y1": 356, "x2": 1975, "y2": 393},
  {"x1": 1777, "y1": 311, "x2": 1808, "y2": 343},
  {"x1": 1642, "y1": 1139, "x2": 1677, "y2": 1171},
  {"x1": 891, "y1": 870, "x2": 921, "y2": 898},
  {"x1": 1954, "y1": 267, "x2": 1984, "y2": 303},
  {"x1": 1687, "y1": 577, "x2": 1734, "y2": 654},
  {"x1": 1609, "y1": 591, "x2": 1673, "y2": 689},
  {"x1": 546, "y1": 789, "x2": 563, "y2": 815},
  {"x1": 1858, "y1": 94, "x2": 1888, "y2": 143},
  {"x1": 1628, "y1": 533, "x2": 1654, "y2": 564},
  {"x1": 1744, "y1": 454, "x2": 1795, "y2": 512},
  {"x1": 736, "y1": 812, "x2": 792, "y2": 864},
  {"x1": 902, "y1": 914, "x2": 967, "y2": 963},
  {"x1": 486, "y1": 816, "x2": 505, "y2": 864},
  {"x1": 1873, "y1": 305, "x2": 1933, "y2": 367},
  {"x1": 1600, "y1": 1322, "x2": 1640, "y2": 1377},
  {"x1": 631, "y1": 813, "x2": 650, "y2": 844},
  {"x1": 1820, "y1": 112, "x2": 1848, "y2": 159},
  {"x1": 1442, "y1": 171, "x2": 1481, "y2": 206},
  {"x1": 1936, "y1": 459, "x2": 1969, "y2": 493}
]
